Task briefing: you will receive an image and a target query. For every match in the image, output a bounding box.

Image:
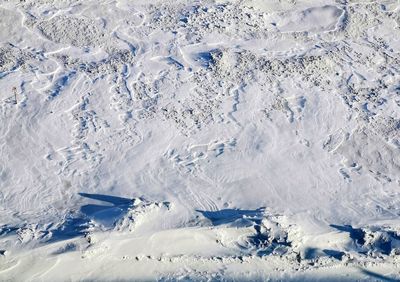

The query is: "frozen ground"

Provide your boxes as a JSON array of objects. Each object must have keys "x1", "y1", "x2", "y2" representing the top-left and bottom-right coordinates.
[{"x1": 0, "y1": 0, "x2": 400, "y2": 281}]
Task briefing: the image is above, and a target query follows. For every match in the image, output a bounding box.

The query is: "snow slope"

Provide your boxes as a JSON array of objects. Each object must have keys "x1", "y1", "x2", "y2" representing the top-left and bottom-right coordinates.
[{"x1": 0, "y1": 0, "x2": 400, "y2": 280}]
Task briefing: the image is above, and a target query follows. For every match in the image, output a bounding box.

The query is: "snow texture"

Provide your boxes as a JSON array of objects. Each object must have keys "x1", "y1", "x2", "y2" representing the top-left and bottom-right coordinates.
[{"x1": 0, "y1": 0, "x2": 400, "y2": 280}]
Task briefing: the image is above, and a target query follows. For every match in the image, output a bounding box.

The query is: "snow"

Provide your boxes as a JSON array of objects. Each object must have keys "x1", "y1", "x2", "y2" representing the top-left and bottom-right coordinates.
[{"x1": 0, "y1": 0, "x2": 400, "y2": 280}]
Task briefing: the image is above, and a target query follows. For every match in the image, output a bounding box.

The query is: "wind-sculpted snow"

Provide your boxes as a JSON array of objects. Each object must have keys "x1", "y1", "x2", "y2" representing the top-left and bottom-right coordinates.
[{"x1": 0, "y1": 0, "x2": 400, "y2": 280}]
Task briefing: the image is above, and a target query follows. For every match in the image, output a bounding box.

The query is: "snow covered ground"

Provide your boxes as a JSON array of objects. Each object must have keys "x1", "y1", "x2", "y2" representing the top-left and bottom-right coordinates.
[{"x1": 0, "y1": 0, "x2": 400, "y2": 280}]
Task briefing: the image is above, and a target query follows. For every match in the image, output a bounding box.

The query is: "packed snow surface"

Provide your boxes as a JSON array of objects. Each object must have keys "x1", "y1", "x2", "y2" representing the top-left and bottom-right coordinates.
[{"x1": 0, "y1": 0, "x2": 400, "y2": 280}]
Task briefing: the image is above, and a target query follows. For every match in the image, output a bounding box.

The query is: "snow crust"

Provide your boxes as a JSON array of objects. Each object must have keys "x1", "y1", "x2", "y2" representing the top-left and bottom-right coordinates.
[{"x1": 0, "y1": 0, "x2": 399, "y2": 280}]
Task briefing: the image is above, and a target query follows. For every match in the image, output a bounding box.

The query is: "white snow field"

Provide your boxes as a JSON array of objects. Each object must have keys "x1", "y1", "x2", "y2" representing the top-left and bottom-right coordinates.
[{"x1": 0, "y1": 0, "x2": 400, "y2": 280}]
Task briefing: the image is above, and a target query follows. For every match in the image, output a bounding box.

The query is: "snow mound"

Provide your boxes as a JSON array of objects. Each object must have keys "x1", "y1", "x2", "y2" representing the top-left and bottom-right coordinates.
[
  {"x1": 37, "y1": 16, "x2": 107, "y2": 47},
  {"x1": 274, "y1": 5, "x2": 345, "y2": 33}
]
